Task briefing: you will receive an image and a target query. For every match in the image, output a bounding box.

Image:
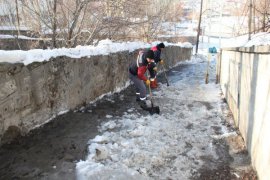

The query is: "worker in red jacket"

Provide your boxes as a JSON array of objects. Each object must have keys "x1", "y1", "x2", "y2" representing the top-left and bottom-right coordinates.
[
  {"x1": 129, "y1": 49, "x2": 155, "y2": 109},
  {"x1": 149, "y1": 42, "x2": 165, "y2": 88}
]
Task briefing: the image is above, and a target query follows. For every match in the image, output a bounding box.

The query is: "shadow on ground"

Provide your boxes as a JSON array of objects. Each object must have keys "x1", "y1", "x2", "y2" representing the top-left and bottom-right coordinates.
[{"x1": 0, "y1": 84, "x2": 148, "y2": 179}]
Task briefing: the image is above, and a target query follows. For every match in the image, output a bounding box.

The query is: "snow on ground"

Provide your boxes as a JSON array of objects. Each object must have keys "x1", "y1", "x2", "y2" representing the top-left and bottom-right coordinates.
[{"x1": 76, "y1": 55, "x2": 231, "y2": 180}]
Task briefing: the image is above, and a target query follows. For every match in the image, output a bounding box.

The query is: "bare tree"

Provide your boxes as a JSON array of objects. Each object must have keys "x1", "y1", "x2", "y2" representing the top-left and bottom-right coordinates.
[
  {"x1": 248, "y1": 0, "x2": 252, "y2": 40},
  {"x1": 1, "y1": 0, "x2": 187, "y2": 48},
  {"x1": 231, "y1": 0, "x2": 269, "y2": 35},
  {"x1": 15, "y1": 0, "x2": 20, "y2": 35},
  {"x1": 254, "y1": 0, "x2": 270, "y2": 32},
  {"x1": 66, "y1": 0, "x2": 91, "y2": 47},
  {"x1": 52, "y1": 0, "x2": 57, "y2": 47},
  {"x1": 17, "y1": 0, "x2": 93, "y2": 47}
]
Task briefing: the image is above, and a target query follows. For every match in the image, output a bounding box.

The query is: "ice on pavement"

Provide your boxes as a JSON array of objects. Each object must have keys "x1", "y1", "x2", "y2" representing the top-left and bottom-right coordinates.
[{"x1": 76, "y1": 55, "x2": 232, "y2": 180}]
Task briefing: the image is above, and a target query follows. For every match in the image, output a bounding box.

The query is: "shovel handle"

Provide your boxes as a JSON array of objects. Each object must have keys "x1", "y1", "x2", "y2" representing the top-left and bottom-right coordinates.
[
  {"x1": 146, "y1": 71, "x2": 154, "y2": 107},
  {"x1": 162, "y1": 63, "x2": 169, "y2": 86},
  {"x1": 148, "y1": 79, "x2": 154, "y2": 106}
]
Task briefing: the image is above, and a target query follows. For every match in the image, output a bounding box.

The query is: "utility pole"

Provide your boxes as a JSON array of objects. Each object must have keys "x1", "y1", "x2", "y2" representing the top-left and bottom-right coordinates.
[
  {"x1": 248, "y1": 0, "x2": 252, "y2": 40},
  {"x1": 207, "y1": 0, "x2": 212, "y2": 47},
  {"x1": 219, "y1": 1, "x2": 223, "y2": 49},
  {"x1": 174, "y1": 1, "x2": 176, "y2": 35},
  {"x1": 195, "y1": 0, "x2": 203, "y2": 54},
  {"x1": 253, "y1": 0, "x2": 256, "y2": 33}
]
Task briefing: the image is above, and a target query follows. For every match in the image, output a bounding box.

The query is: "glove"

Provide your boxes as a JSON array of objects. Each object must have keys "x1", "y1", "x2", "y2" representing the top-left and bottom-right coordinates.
[
  {"x1": 145, "y1": 79, "x2": 150, "y2": 86},
  {"x1": 160, "y1": 59, "x2": 164, "y2": 65}
]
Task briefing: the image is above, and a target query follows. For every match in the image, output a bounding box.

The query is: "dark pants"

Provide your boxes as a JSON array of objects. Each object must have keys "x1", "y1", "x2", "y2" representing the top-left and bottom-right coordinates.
[
  {"x1": 129, "y1": 73, "x2": 146, "y2": 100},
  {"x1": 149, "y1": 67, "x2": 156, "y2": 80}
]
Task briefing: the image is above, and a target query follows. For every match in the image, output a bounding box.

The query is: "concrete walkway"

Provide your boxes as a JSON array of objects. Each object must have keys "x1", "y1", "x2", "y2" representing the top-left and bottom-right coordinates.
[{"x1": 0, "y1": 56, "x2": 256, "y2": 180}]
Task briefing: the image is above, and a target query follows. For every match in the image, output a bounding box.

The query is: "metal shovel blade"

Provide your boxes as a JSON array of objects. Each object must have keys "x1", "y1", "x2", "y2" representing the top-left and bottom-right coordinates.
[
  {"x1": 148, "y1": 99, "x2": 160, "y2": 115},
  {"x1": 149, "y1": 106, "x2": 160, "y2": 115},
  {"x1": 141, "y1": 101, "x2": 160, "y2": 115}
]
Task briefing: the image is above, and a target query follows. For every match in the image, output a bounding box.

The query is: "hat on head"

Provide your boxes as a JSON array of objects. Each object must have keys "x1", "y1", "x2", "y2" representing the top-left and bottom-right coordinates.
[
  {"x1": 157, "y1": 42, "x2": 165, "y2": 49},
  {"x1": 145, "y1": 50, "x2": 154, "y2": 59}
]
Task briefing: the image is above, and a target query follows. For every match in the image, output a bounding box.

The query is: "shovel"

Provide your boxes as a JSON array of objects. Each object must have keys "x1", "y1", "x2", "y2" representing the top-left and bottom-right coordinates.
[
  {"x1": 147, "y1": 82, "x2": 160, "y2": 115},
  {"x1": 205, "y1": 53, "x2": 210, "y2": 84},
  {"x1": 146, "y1": 71, "x2": 160, "y2": 115},
  {"x1": 162, "y1": 63, "x2": 169, "y2": 86}
]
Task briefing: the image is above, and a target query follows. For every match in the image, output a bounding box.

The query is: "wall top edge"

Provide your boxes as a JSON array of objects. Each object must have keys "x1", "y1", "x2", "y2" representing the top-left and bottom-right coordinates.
[
  {"x1": 0, "y1": 45, "x2": 192, "y2": 66},
  {"x1": 221, "y1": 45, "x2": 270, "y2": 54}
]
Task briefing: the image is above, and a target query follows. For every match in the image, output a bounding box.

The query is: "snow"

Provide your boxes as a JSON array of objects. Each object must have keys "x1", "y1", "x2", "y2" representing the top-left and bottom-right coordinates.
[
  {"x1": 5, "y1": 32, "x2": 267, "y2": 67},
  {"x1": 0, "y1": 25, "x2": 269, "y2": 178},
  {"x1": 211, "y1": 132, "x2": 238, "y2": 140},
  {"x1": 0, "y1": 27, "x2": 268, "y2": 66},
  {"x1": 74, "y1": 31, "x2": 270, "y2": 178},
  {"x1": 0, "y1": 25, "x2": 29, "y2": 31},
  {"x1": 222, "y1": 32, "x2": 270, "y2": 48},
  {"x1": 0, "y1": 34, "x2": 47, "y2": 40},
  {"x1": 199, "y1": 32, "x2": 270, "y2": 50},
  {"x1": 0, "y1": 39, "x2": 192, "y2": 65},
  {"x1": 58, "y1": 110, "x2": 69, "y2": 116},
  {"x1": 76, "y1": 56, "x2": 228, "y2": 179}
]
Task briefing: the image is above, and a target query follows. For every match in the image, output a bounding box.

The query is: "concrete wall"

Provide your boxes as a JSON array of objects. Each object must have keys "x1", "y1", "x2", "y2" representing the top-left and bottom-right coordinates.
[
  {"x1": 0, "y1": 46, "x2": 192, "y2": 144},
  {"x1": 218, "y1": 45, "x2": 270, "y2": 180}
]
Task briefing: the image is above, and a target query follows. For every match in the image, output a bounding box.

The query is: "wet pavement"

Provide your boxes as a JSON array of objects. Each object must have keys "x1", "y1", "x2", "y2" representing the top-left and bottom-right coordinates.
[
  {"x1": 0, "y1": 85, "x2": 143, "y2": 179},
  {"x1": 0, "y1": 57, "x2": 257, "y2": 180}
]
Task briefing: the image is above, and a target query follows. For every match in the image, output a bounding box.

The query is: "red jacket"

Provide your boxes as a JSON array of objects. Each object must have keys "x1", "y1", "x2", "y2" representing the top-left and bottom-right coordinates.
[
  {"x1": 129, "y1": 50, "x2": 149, "y2": 81},
  {"x1": 137, "y1": 66, "x2": 148, "y2": 81}
]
